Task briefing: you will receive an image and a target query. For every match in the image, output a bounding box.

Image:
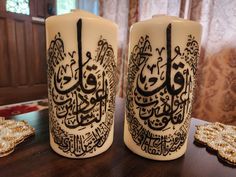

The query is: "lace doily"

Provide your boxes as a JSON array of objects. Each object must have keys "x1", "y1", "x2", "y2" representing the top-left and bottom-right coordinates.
[
  {"x1": 0, "y1": 117, "x2": 35, "y2": 157},
  {"x1": 194, "y1": 122, "x2": 236, "y2": 166}
]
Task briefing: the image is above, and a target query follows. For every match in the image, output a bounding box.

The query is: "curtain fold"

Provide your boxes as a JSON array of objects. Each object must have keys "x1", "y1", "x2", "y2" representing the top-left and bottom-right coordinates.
[
  {"x1": 190, "y1": 0, "x2": 236, "y2": 125},
  {"x1": 99, "y1": 0, "x2": 129, "y2": 97}
]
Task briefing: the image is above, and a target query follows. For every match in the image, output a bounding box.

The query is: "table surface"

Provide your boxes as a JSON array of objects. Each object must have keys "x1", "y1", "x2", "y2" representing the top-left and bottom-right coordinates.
[{"x1": 0, "y1": 97, "x2": 235, "y2": 177}]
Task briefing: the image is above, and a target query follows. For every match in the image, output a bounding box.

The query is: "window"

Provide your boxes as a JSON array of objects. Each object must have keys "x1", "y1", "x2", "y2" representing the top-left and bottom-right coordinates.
[
  {"x1": 56, "y1": 0, "x2": 76, "y2": 15},
  {"x1": 76, "y1": 0, "x2": 99, "y2": 15},
  {"x1": 6, "y1": 0, "x2": 30, "y2": 15},
  {"x1": 57, "y1": 0, "x2": 99, "y2": 15}
]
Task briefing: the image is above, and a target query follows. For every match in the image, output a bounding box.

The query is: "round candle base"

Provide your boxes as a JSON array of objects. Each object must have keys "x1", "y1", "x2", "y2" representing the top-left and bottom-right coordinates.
[
  {"x1": 124, "y1": 115, "x2": 188, "y2": 161},
  {"x1": 50, "y1": 128, "x2": 114, "y2": 159}
]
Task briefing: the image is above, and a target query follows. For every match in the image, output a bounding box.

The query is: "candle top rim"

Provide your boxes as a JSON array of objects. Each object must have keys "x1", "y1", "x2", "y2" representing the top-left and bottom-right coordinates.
[
  {"x1": 133, "y1": 15, "x2": 201, "y2": 27},
  {"x1": 46, "y1": 9, "x2": 118, "y2": 27}
]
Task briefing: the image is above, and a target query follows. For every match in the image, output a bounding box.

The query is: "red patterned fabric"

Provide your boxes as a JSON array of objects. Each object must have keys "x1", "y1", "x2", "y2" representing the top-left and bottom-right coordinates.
[{"x1": 0, "y1": 105, "x2": 39, "y2": 117}]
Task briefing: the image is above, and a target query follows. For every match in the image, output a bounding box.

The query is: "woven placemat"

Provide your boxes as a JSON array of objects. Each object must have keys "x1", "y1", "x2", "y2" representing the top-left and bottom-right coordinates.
[
  {"x1": 0, "y1": 117, "x2": 35, "y2": 157},
  {"x1": 194, "y1": 122, "x2": 236, "y2": 166}
]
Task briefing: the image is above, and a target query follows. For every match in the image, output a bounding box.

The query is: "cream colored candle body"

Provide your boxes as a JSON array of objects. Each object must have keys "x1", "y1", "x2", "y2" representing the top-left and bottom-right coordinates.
[
  {"x1": 124, "y1": 16, "x2": 202, "y2": 160},
  {"x1": 46, "y1": 10, "x2": 117, "y2": 158}
]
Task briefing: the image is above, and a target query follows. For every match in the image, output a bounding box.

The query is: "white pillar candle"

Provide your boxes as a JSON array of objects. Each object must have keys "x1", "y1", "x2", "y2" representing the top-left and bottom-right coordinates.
[
  {"x1": 124, "y1": 15, "x2": 202, "y2": 160},
  {"x1": 46, "y1": 10, "x2": 118, "y2": 158}
]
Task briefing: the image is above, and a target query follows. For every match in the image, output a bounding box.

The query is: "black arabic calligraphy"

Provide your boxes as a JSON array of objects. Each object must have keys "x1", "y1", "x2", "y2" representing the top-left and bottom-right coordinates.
[
  {"x1": 126, "y1": 23, "x2": 200, "y2": 155},
  {"x1": 47, "y1": 18, "x2": 116, "y2": 157}
]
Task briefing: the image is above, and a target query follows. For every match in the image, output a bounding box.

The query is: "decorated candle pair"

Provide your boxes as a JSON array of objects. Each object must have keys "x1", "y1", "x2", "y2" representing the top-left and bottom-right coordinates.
[{"x1": 46, "y1": 11, "x2": 202, "y2": 160}]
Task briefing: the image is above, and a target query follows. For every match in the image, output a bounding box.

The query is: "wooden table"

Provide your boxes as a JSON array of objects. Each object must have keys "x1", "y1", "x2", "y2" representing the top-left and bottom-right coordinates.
[{"x1": 0, "y1": 97, "x2": 235, "y2": 177}]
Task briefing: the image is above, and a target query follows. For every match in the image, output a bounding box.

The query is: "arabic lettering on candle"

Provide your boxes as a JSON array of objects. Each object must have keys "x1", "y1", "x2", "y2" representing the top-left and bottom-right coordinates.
[
  {"x1": 47, "y1": 19, "x2": 116, "y2": 157},
  {"x1": 126, "y1": 23, "x2": 200, "y2": 155}
]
